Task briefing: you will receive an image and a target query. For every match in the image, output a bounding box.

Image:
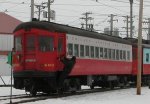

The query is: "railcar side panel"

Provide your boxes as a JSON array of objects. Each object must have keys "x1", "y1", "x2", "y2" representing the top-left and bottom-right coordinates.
[
  {"x1": 143, "y1": 48, "x2": 150, "y2": 74},
  {"x1": 132, "y1": 47, "x2": 138, "y2": 75},
  {"x1": 70, "y1": 59, "x2": 132, "y2": 75}
]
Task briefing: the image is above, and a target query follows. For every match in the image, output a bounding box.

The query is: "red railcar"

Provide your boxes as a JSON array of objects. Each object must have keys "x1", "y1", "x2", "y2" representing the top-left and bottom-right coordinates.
[{"x1": 13, "y1": 21, "x2": 136, "y2": 95}]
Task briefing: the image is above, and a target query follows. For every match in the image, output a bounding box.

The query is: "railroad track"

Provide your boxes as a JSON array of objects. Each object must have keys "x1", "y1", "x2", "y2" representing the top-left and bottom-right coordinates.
[{"x1": 0, "y1": 87, "x2": 129, "y2": 104}]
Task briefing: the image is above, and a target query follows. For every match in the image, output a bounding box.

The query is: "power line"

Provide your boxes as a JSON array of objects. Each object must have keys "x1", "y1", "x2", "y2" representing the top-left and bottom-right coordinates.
[
  {"x1": 93, "y1": 0, "x2": 129, "y2": 14},
  {"x1": 2, "y1": 0, "x2": 29, "y2": 12}
]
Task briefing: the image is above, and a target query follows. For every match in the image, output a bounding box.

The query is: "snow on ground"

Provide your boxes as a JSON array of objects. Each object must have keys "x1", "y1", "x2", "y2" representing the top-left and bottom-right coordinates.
[
  {"x1": 0, "y1": 76, "x2": 12, "y2": 85},
  {"x1": 1, "y1": 86, "x2": 150, "y2": 104},
  {"x1": 26, "y1": 87, "x2": 150, "y2": 104},
  {"x1": 0, "y1": 55, "x2": 11, "y2": 76},
  {"x1": 1, "y1": 76, "x2": 150, "y2": 104}
]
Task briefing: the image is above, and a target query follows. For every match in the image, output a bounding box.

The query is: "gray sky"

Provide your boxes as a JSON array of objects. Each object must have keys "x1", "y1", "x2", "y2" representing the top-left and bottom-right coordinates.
[{"x1": 0, "y1": 0, "x2": 150, "y2": 38}]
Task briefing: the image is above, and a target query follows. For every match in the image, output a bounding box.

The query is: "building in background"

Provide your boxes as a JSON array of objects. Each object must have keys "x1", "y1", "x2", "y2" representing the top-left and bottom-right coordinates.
[
  {"x1": 0, "y1": 12, "x2": 22, "y2": 76},
  {"x1": 104, "y1": 27, "x2": 119, "y2": 37}
]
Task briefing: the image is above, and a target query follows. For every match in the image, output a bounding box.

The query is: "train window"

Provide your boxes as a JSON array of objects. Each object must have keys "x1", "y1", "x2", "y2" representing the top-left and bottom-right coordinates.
[
  {"x1": 74, "y1": 44, "x2": 79, "y2": 57},
  {"x1": 120, "y1": 50, "x2": 122, "y2": 60},
  {"x1": 123, "y1": 51, "x2": 126, "y2": 60},
  {"x1": 100, "y1": 47, "x2": 103, "y2": 58},
  {"x1": 26, "y1": 36, "x2": 35, "y2": 51},
  {"x1": 58, "y1": 38, "x2": 63, "y2": 52},
  {"x1": 80, "y1": 45, "x2": 84, "y2": 57},
  {"x1": 15, "y1": 36, "x2": 22, "y2": 51},
  {"x1": 68, "y1": 43, "x2": 73, "y2": 56},
  {"x1": 104, "y1": 48, "x2": 108, "y2": 59},
  {"x1": 108, "y1": 49, "x2": 111, "y2": 59},
  {"x1": 90, "y1": 46, "x2": 94, "y2": 58},
  {"x1": 39, "y1": 36, "x2": 54, "y2": 52},
  {"x1": 127, "y1": 51, "x2": 130, "y2": 61},
  {"x1": 116, "y1": 50, "x2": 119, "y2": 60},
  {"x1": 95, "y1": 47, "x2": 99, "y2": 58},
  {"x1": 146, "y1": 53, "x2": 149, "y2": 62},
  {"x1": 112, "y1": 49, "x2": 115, "y2": 60},
  {"x1": 85, "y1": 46, "x2": 89, "y2": 57}
]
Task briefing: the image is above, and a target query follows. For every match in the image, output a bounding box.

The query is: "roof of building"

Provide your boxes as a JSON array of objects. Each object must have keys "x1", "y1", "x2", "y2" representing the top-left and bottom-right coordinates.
[{"x1": 0, "y1": 12, "x2": 22, "y2": 34}]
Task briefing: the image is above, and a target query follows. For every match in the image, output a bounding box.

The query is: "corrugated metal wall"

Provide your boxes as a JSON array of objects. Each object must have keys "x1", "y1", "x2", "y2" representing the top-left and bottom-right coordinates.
[{"x1": 0, "y1": 34, "x2": 14, "y2": 51}]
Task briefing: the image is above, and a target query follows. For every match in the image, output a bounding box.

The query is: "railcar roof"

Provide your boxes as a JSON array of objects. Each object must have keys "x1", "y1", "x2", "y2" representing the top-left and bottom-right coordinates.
[{"x1": 14, "y1": 21, "x2": 131, "y2": 45}]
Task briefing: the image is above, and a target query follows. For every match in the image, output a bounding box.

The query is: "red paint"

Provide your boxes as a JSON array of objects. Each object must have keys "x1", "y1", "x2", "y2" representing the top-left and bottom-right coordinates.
[
  {"x1": 70, "y1": 59, "x2": 132, "y2": 75},
  {"x1": 13, "y1": 28, "x2": 66, "y2": 73},
  {"x1": 143, "y1": 64, "x2": 150, "y2": 74}
]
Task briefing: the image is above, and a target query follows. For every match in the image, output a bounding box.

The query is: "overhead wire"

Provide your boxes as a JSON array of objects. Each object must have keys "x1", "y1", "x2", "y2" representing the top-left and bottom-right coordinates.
[{"x1": 91, "y1": 0, "x2": 130, "y2": 14}]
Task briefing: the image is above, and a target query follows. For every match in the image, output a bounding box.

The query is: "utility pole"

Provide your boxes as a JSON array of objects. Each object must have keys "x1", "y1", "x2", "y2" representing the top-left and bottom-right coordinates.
[
  {"x1": 48, "y1": 0, "x2": 50, "y2": 22},
  {"x1": 129, "y1": 0, "x2": 133, "y2": 38},
  {"x1": 108, "y1": 14, "x2": 117, "y2": 36},
  {"x1": 147, "y1": 18, "x2": 150, "y2": 40},
  {"x1": 122, "y1": 16, "x2": 129, "y2": 38},
  {"x1": 35, "y1": 3, "x2": 46, "y2": 21},
  {"x1": 31, "y1": 0, "x2": 34, "y2": 20},
  {"x1": 142, "y1": 18, "x2": 150, "y2": 40},
  {"x1": 47, "y1": 0, "x2": 54, "y2": 22},
  {"x1": 80, "y1": 12, "x2": 94, "y2": 31},
  {"x1": 137, "y1": 0, "x2": 143, "y2": 95}
]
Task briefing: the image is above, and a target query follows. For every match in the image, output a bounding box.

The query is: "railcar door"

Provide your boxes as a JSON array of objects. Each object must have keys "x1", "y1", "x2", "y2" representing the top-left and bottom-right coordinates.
[
  {"x1": 37, "y1": 34, "x2": 57, "y2": 72},
  {"x1": 57, "y1": 33, "x2": 66, "y2": 57},
  {"x1": 56, "y1": 33, "x2": 66, "y2": 71},
  {"x1": 24, "y1": 35, "x2": 36, "y2": 70}
]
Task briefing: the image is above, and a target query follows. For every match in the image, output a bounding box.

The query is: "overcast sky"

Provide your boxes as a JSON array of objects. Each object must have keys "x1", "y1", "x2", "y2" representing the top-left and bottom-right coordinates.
[{"x1": 0, "y1": 0, "x2": 150, "y2": 38}]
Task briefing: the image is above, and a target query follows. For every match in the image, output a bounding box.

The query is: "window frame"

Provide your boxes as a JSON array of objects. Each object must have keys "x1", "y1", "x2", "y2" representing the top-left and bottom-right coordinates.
[
  {"x1": 80, "y1": 45, "x2": 84, "y2": 57},
  {"x1": 38, "y1": 35, "x2": 54, "y2": 52}
]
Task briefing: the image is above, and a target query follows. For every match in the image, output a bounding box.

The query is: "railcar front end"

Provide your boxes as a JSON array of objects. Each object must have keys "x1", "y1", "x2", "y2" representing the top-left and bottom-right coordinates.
[{"x1": 13, "y1": 26, "x2": 66, "y2": 95}]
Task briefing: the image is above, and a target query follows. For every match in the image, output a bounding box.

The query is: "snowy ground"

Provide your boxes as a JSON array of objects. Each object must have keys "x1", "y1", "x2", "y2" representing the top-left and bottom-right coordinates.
[
  {"x1": 24, "y1": 87, "x2": 150, "y2": 104},
  {"x1": 1, "y1": 76, "x2": 150, "y2": 104}
]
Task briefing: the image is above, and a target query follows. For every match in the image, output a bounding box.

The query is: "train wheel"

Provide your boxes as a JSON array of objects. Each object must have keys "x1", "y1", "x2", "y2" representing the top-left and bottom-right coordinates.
[
  {"x1": 109, "y1": 81, "x2": 115, "y2": 89},
  {"x1": 90, "y1": 85, "x2": 94, "y2": 89},
  {"x1": 30, "y1": 84, "x2": 37, "y2": 96}
]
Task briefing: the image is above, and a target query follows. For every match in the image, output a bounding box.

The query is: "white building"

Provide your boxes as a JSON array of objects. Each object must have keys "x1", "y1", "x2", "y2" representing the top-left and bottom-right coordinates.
[{"x1": 0, "y1": 12, "x2": 22, "y2": 76}]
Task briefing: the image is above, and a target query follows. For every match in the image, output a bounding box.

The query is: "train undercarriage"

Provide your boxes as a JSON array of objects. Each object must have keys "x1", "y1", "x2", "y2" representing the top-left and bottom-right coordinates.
[{"x1": 13, "y1": 74, "x2": 150, "y2": 96}]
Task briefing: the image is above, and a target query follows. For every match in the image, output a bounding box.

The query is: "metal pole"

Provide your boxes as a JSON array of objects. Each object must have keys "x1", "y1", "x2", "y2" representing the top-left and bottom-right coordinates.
[
  {"x1": 85, "y1": 13, "x2": 88, "y2": 30},
  {"x1": 129, "y1": 0, "x2": 133, "y2": 38},
  {"x1": 148, "y1": 18, "x2": 150, "y2": 40},
  {"x1": 10, "y1": 52, "x2": 13, "y2": 103},
  {"x1": 31, "y1": 0, "x2": 34, "y2": 20},
  {"x1": 137, "y1": 0, "x2": 143, "y2": 95},
  {"x1": 48, "y1": 0, "x2": 50, "y2": 22},
  {"x1": 127, "y1": 15, "x2": 129, "y2": 38},
  {"x1": 38, "y1": 6, "x2": 41, "y2": 21},
  {"x1": 110, "y1": 14, "x2": 113, "y2": 36}
]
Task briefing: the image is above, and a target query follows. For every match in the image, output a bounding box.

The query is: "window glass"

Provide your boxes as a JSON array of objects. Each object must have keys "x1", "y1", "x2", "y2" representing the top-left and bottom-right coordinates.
[
  {"x1": 100, "y1": 47, "x2": 103, "y2": 58},
  {"x1": 120, "y1": 50, "x2": 122, "y2": 60},
  {"x1": 108, "y1": 49, "x2": 111, "y2": 59},
  {"x1": 68, "y1": 43, "x2": 73, "y2": 56},
  {"x1": 127, "y1": 51, "x2": 130, "y2": 60},
  {"x1": 123, "y1": 51, "x2": 126, "y2": 60},
  {"x1": 39, "y1": 36, "x2": 54, "y2": 52},
  {"x1": 80, "y1": 45, "x2": 84, "y2": 57},
  {"x1": 116, "y1": 50, "x2": 119, "y2": 60},
  {"x1": 74, "y1": 44, "x2": 79, "y2": 57},
  {"x1": 90, "y1": 46, "x2": 94, "y2": 58},
  {"x1": 85, "y1": 46, "x2": 89, "y2": 57},
  {"x1": 58, "y1": 38, "x2": 63, "y2": 52},
  {"x1": 95, "y1": 47, "x2": 99, "y2": 58},
  {"x1": 146, "y1": 53, "x2": 149, "y2": 62},
  {"x1": 104, "y1": 48, "x2": 107, "y2": 59},
  {"x1": 15, "y1": 36, "x2": 22, "y2": 51},
  {"x1": 26, "y1": 36, "x2": 35, "y2": 51},
  {"x1": 112, "y1": 49, "x2": 115, "y2": 60}
]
